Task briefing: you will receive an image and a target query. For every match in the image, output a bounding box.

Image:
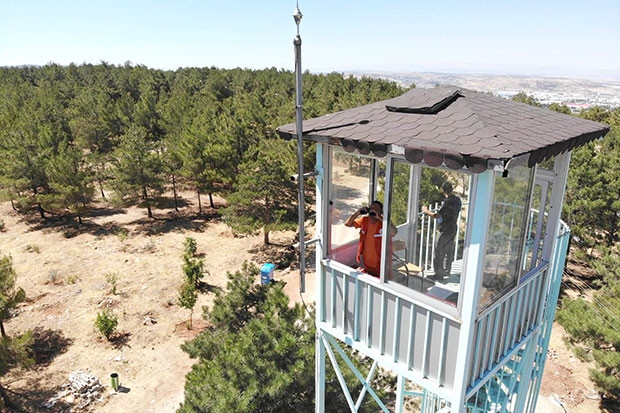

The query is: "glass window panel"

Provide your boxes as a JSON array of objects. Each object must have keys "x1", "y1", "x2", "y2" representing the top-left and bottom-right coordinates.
[
  {"x1": 480, "y1": 165, "x2": 534, "y2": 308},
  {"x1": 386, "y1": 160, "x2": 470, "y2": 307},
  {"x1": 328, "y1": 149, "x2": 386, "y2": 266},
  {"x1": 384, "y1": 161, "x2": 411, "y2": 227},
  {"x1": 523, "y1": 178, "x2": 552, "y2": 272},
  {"x1": 522, "y1": 183, "x2": 542, "y2": 271},
  {"x1": 329, "y1": 150, "x2": 373, "y2": 252}
]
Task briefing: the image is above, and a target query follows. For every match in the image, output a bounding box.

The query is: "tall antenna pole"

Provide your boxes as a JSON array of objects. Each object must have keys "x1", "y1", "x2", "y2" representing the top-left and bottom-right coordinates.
[{"x1": 293, "y1": 3, "x2": 305, "y2": 293}]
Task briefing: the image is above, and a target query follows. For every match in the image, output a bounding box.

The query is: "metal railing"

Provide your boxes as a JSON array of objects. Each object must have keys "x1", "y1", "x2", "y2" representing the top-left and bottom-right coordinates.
[
  {"x1": 465, "y1": 221, "x2": 571, "y2": 412},
  {"x1": 469, "y1": 264, "x2": 550, "y2": 384},
  {"x1": 416, "y1": 202, "x2": 464, "y2": 272},
  {"x1": 318, "y1": 259, "x2": 461, "y2": 397}
]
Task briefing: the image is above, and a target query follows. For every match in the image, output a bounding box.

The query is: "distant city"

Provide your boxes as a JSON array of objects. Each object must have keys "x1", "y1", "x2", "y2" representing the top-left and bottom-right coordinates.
[{"x1": 346, "y1": 71, "x2": 620, "y2": 112}]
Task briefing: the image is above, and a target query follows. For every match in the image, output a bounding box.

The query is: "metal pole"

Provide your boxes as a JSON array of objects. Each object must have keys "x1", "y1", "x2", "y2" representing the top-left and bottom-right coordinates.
[{"x1": 293, "y1": 6, "x2": 305, "y2": 293}]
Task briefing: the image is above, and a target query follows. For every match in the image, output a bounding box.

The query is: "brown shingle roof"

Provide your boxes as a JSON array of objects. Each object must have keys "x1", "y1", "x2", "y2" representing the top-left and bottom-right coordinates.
[{"x1": 276, "y1": 86, "x2": 610, "y2": 172}]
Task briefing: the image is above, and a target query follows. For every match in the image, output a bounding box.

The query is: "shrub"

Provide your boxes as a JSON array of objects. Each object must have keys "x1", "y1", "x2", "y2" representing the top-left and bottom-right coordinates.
[
  {"x1": 67, "y1": 274, "x2": 80, "y2": 284},
  {"x1": 48, "y1": 270, "x2": 59, "y2": 284},
  {"x1": 105, "y1": 272, "x2": 118, "y2": 295},
  {"x1": 116, "y1": 228, "x2": 129, "y2": 242},
  {"x1": 183, "y1": 237, "x2": 198, "y2": 257},
  {"x1": 25, "y1": 244, "x2": 40, "y2": 254},
  {"x1": 178, "y1": 280, "x2": 198, "y2": 329},
  {"x1": 95, "y1": 309, "x2": 118, "y2": 340},
  {"x1": 182, "y1": 237, "x2": 207, "y2": 287}
]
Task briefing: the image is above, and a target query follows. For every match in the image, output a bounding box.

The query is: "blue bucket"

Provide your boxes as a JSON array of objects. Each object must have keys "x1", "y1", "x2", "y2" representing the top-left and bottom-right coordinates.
[{"x1": 260, "y1": 263, "x2": 275, "y2": 284}]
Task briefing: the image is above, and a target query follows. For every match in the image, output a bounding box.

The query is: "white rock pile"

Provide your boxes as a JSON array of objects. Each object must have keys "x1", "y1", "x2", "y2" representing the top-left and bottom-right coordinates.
[{"x1": 43, "y1": 370, "x2": 105, "y2": 410}]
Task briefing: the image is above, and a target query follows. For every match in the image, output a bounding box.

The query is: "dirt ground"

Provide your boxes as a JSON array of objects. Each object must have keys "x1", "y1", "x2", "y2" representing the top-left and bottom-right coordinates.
[{"x1": 0, "y1": 193, "x2": 606, "y2": 412}]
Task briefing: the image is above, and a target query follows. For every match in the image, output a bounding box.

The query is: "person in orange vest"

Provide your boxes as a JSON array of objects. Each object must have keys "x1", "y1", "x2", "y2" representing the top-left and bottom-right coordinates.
[{"x1": 344, "y1": 200, "x2": 397, "y2": 277}]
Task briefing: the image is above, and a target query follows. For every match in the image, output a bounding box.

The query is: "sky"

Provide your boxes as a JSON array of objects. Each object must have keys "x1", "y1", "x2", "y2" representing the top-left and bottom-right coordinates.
[{"x1": 1, "y1": 0, "x2": 619, "y2": 81}]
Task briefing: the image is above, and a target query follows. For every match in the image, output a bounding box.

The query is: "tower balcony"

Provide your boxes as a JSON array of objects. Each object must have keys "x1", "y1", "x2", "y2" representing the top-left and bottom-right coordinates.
[{"x1": 316, "y1": 217, "x2": 569, "y2": 404}]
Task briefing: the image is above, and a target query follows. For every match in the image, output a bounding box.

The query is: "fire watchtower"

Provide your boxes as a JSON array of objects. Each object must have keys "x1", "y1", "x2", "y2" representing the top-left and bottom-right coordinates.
[{"x1": 277, "y1": 86, "x2": 609, "y2": 412}]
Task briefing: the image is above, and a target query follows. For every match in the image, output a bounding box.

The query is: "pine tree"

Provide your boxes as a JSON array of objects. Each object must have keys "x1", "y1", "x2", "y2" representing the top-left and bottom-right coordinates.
[
  {"x1": 178, "y1": 105, "x2": 233, "y2": 213},
  {"x1": 110, "y1": 125, "x2": 164, "y2": 218},
  {"x1": 0, "y1": 253, "x2": 32, "y2": 409},
  {"x1": 182, "y1": 237, "x2": 207, "y2": 288},
  {"x1": 557, "y1": 278, "x2": 620, "y2": 398},
  {"x1": 67, "y1": 87, "x2": 118, "y2": 198},
  {"x1": 557, "y1": 107, "x2": 620, "y2": 403},
  {"x1": 0, "y1": 254, "x2": 25, "y2": 338},
  {"x1": 40, "y1": 141, "x2": 95, "y2": 225},
  {"x1": 178, "y1": 281, "x2": 197, "y2": 329},
  {"x1": 564, "y1": 108, "x2": 620, "y2": 247},
  {"x1": 179, "y1": 262, "x2": 392, "y2": 412},
  {"x1": 222, "y1": 139, "x2": 299, "y2": 245}
]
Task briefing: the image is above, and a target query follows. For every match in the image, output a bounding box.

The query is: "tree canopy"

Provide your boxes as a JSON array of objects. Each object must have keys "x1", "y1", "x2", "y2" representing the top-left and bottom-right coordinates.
[
  {"x1": 0, "y1": 64, "x2": 403, "y2": 242},
  {"x1": 179, "y1": 263, "x2": 391, "y2": 413}
]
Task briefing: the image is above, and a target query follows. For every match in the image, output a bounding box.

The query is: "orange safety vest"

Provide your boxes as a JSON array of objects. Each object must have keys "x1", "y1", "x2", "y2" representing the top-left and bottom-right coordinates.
[{"x1": 355, "y1": 217, "x2": 383, "y2": 275}]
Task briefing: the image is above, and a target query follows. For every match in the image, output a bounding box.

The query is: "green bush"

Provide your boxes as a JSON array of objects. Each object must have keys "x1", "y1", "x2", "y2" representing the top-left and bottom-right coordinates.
[
  {"x1": 116, "y1": 228, "x2": 129, "y2": 242},
  {"x1": 105, "y1": 272, "x2": 118, "y2": 295},
  {"x1": 178, "y1": 280, "x2": 198, "y2": 329},
  {"x1": 182, "y1": 237, "x2": 207, "y2": 287},
  {"x1": 183, "y1": 237, "x2": 198, "y2": 256},
  {"x1": 95, "y1": 309, "x2": 118, "y2": 340}
]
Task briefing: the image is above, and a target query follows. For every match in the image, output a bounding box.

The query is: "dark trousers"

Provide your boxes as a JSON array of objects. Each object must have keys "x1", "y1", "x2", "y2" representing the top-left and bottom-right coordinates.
[{"x1": 433, "y1": 231, "x2": 456, "y2": 278}]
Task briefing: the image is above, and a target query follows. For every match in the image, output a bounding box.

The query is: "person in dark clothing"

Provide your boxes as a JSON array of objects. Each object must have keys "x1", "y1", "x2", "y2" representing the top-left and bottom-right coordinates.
[{"x1": 421, "y1": 182, "x2": 462, "y2": 280}]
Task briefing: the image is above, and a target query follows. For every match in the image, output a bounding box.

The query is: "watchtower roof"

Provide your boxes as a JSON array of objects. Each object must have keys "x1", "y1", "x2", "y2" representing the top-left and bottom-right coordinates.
[{"x1": 277, "y1": 86, "x2": 610, "y2": 172}]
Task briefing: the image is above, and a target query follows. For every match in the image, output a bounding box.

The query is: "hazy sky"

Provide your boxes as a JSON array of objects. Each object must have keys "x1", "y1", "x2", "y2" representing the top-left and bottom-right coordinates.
[{"x1": 1, "y1": 0, "x2": 619, "y2": 80}]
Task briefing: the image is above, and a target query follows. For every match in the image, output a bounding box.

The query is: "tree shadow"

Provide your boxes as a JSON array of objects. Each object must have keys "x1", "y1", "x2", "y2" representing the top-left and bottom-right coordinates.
[
  {"x1": 332, "y1": 184, "x2": 365, "y2": 208},
  {"x1": 110, "y1": 332, "x2": 132, "y2": 350},
  {"x1": 149, "y1": 196, "x2": 191, "y2": 210},
  {"x1": 197, "y1": 282, "x2": 223, "y2": 295},
  {"x1": 84, "y1": 205, "x2": 128, "y2": 218},
  {"x1": 9, "y1": 197, "x2": 229, "y2": 239},
  {"x1": 18, "y1": 208, "x2": 220, "y2": 239},
  {"x1": 24, "y1": 214, "x2": 78, "y2": 232},
  {"x1": 130, "y1": 211, "x2": 220, "y2": 236},
  {"x1": 21, "y1": 205, "x2": 124, "y2": 231},
  {"x1": 31, "y1": 327, "x2": 73, "y2": 366},
  {"x1": 4, "y1": 327, "x2": 74, "y2": 410},
  {"x1": 560, "y1": 259, "x2": 601, "y2": 299},
  {"x1": 601, "y1": 397, "x2": 620, "y2": 412},
  {"x1": 249, "y1": 243, "x2": 298, "y2": 270},
  {"x1": 19, "y1": 209, "x2": 126, "y2": 239},
  {"x1": 3, "y1": 386, "x2": 72, "y2": 413}
]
